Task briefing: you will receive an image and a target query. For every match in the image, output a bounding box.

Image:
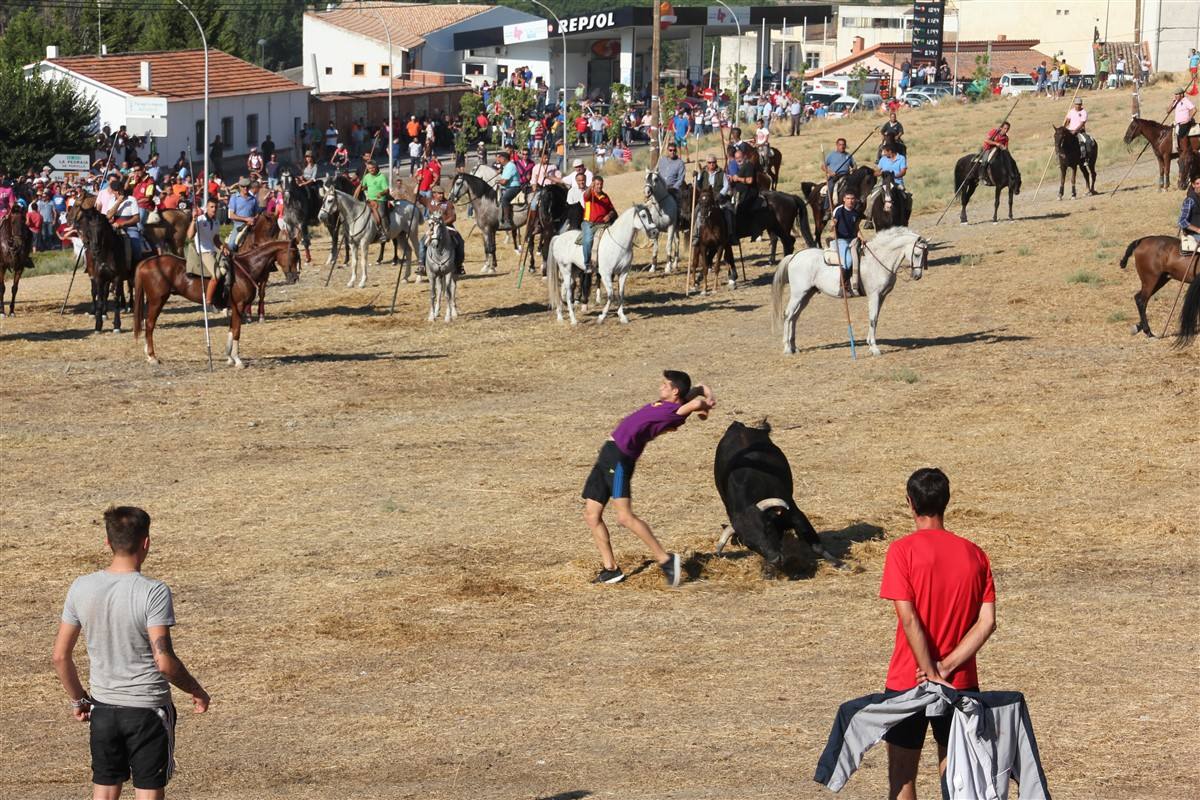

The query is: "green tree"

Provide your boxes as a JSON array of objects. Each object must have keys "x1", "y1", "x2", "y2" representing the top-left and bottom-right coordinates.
[
  {"x1": 608, "y1": 82, "x2": 631, "y2": 139},
  {"x1": 0, "y1": 8, "x2": 76, "y2": 69},
  {"x1": 0, "y1": 66, "x2": 98, "y2": 173},
  {"x1": 492, "y1": 85, "x2": 537, "y2": 150},
  {"x1": 458, "y1": 91, "x2": 484, "y2": 155}
]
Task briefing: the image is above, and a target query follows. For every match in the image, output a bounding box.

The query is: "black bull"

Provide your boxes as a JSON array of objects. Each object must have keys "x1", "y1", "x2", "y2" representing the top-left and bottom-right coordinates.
[{"x1": 714, "y1": 421, "x2": 841, "y2": 575}]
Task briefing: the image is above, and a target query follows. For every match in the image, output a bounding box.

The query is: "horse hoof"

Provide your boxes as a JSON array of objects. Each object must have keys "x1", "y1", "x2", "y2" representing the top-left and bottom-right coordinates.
[
  {"x1": 1129, "y1": 323, "x2": 1141, "y2": 336},
  {"x1": 112, "y1": 327, "x2": 123, "y2": 334},
  {"x1": 234, "y1": 361, "x2": 246, "y2": 369},
  {"x1": 870, "y1": 347, "x2": 882, "y2": 356},
  {"x1": 618, "y1": 316, "x2": 629, "y2": 325},
  {"x1": 146, "y1": 356, "x2": 160, "y2": 365}
]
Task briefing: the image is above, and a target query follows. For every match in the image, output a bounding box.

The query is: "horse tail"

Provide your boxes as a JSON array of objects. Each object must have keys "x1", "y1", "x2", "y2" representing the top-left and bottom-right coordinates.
[
  {"x1": 792, "y1": 194, "x2": 816, "y2": 247},
  {"x1": 770, "y1": 255, "x2": 791, "y2": 334},
  {"x1": 132, "y1": 264, "x2": 144, "y2": 341},
  {"x1": 1118, "y1": 238, "x2": 1144, "y2": 269},
  {"x1": 1174, "y1": 272, "x2": 1200, "y2": 348},
  {"x1": 546, "y1": 241, "x2": 561, "y2": 317}
]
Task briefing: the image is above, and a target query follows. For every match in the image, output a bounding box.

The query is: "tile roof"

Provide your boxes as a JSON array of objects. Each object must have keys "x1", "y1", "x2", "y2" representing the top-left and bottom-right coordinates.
[
  {"x1": 807, "y1": 40, "x2": 1059, "y2": 80},
  {"x1": 306, "y1": 4, "x2": 492, "y2": 50},
  {"x1": 45, "y1": 49, "x2": 308, "y2": 101}
]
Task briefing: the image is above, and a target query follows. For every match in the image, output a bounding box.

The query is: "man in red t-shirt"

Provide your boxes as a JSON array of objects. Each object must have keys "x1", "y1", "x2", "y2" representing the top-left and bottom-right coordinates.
[{"x1": 879, "y1": 467, "x2": 996, "y2": 800}]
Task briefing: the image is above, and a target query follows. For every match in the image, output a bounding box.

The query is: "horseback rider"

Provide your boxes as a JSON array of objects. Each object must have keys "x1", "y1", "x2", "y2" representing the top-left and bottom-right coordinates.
[
  {"x1": 566, "y1": 169, "x2": 587, "y2": 230},
  {"x1": 823, "y1": 137, "x2": 856, "y2": 212},
  {"x1": 754, "y1": 117, "x2": 772, "y2": 164},
  {"x1": 494, "y1": 150, "x2": 522, "y2": 230},
  {"x1": 833, "y1": 190, "x2": 865, "y2": 297},
  {"x1": 980, "y1": 121, "x2": 1011, "y2": 186},
  {"x1": 1172, "y1": 87, "x2": 1196, "y2": 151},
  {"x1": 729, "y1": 146, "x2": 760, "y2": 236},
  {"x1": 226, "y1": 177, "x2": 259, "y2": 251},
  {"x1": 1179, "y1": 174, "x2": 1200, "y2": 247},
  {"x1": 107, "y1": 182, "x2": 145, "y2": 264},
  {"x1": 423, "y1": 185, "x2": 465, "y2": 276},
  {"x1": 655, "y1": 141, "x2": 686, "y2": 205},
  {"x1": 354, "y1": 159, "x2": 391, "y2": 234},
  {"x1": 880, "y1": 110, "x2": 905, "y2": 157},
  {"x1": 529, "y1": 150, "x2": 562, "y2": 214},
  {"x1": 1063, "y1": 97, "x2": 1090, "y2": 149},
  {"x1": 691, "y1": 153, "x2": 735, "y2": 246},
  {"x1": 297, "y1": 151, "x2": 319, "y2": 186},
  {"x1": 728, "y1": 127, "x2": 753, "y2": 156},
  {"x1": 581, "y1": 174, "x2": 617, "y2": 274},
  {"x1": 188, "y1": 196, "x2": 228, "y2": 305},
  {"x1": 875, "y1": 142, "x2": 910, "y2": 221},
  {"x1": 329, "y1": 141, "x2": 350, "y2": 172}
]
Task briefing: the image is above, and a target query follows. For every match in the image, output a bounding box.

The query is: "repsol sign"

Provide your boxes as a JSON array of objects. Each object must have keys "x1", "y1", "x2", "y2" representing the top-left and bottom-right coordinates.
[{"x1": 553, "y1": 12, "x2": 618, "y2": 34}]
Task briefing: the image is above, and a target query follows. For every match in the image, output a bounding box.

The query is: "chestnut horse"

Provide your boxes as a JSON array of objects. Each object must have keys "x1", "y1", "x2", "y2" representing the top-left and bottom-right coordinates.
[
  {"x1": 133, "y1": 240, "x2": 300, "y2": 367},
  {"x1": 1121, "y1": 117, "x2": 1196, "y2": 191},
  {"x1": 0, "y1": 210, "x2": 35, "y2": 316},
  {"x1": 1118, "y1": 236, "x2": 1198, "y2": 337},
  {"x1": 144, "y1": 209, "x2": 189, "y2": 255}
]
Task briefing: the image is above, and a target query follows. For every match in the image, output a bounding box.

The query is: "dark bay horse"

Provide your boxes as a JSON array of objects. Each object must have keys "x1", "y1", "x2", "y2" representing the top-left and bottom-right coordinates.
[
  {"x1": 134, "y1": 240, "x2": 300, "y2": 367},
  {"x1": 802, "y1": 166, "x2": 877, "y2": 239},
  {"x1": 1177, "y1": 264, "x2": 1200, "y2": 347},
  {"x1": 0, "y1": 211, "x2": 35, "y2": 316},
  {"x1": 525, "y1": 183, "x2": 570, "y2": 275},
  {"x1": 690, "y1": 186, "x2": 738, "y2": 292},
  {"x1": 953, "y1": 148, "x2": 1021, "y2": 224},
  {"x1": 1118, "y1": 236, "x2": 1199, "y2": 337},
  {"x1": 866, "y1": 172, "x2": 912, "y2": 231},
  {"x1": 1054, "y1": 126, "x2": 1098, "y2": 198},
  {"x1": 1122, "y1": 117, "x2": 1180, "y2": 191},
  {"x1": 280, "y1": 170, "x2": 325, "y2": 264},
  {"x1": 762, "y1": 191, "x2": 815, "y2": 262},
  {"x1": 753, "y1": 145, "x2": 783, "y2": 190},
  {"x1": 76, "y1": 206, "x2": 135, "y2": 332}
]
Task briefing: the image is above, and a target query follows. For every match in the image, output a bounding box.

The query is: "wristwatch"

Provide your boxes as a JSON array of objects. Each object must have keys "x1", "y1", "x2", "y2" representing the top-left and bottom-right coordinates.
[{"x1": 69, "y1": 696, "x2": 91, "y2": 709}]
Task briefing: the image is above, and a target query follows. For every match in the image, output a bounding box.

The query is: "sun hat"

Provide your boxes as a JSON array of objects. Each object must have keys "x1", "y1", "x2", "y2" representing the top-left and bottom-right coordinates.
[
  {"x1": 572, "y1": 158, "x2": 584, "y2": 167},
  {"x1": 238, "y1": 177, "x2": 251, "y2": 187}
]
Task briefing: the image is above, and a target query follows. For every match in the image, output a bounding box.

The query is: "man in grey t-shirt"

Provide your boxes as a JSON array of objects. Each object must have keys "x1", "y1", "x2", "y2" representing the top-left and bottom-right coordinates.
[{"x1": 53, "y1": 506, "x2": 209, "y2": 797}]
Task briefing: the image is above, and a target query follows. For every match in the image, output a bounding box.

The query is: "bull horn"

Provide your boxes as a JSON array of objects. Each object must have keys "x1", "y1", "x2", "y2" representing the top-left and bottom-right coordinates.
[
  {"x1": 716, "y1": 524, "x2": 736, "y2": 555},
  {"x1": 756, "y1": 498, "x2": 789, "y2": 512}
]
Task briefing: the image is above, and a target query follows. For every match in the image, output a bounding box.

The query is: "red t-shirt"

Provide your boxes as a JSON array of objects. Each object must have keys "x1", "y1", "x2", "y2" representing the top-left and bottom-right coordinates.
[{"x1": 879, "y1": 528, "x2": 995, "y2": 691}]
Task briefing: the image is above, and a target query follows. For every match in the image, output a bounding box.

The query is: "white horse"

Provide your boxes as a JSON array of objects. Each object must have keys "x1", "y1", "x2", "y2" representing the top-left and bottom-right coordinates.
[
  {"x1": 770, "y1": 226, "x2": 928, "y2": 356},
  {"x1": 546, "y1": 204, "x2": 660, "y2": 325},
  {"x1": 424, "y1": 212, "x2": 458, "y2": 322},
  {"x1": 643, "y1": 170, "x2": 682, "y2": 273},
  {"x1": 320, "y1": 188, "x2": 422, "y2": 288}
]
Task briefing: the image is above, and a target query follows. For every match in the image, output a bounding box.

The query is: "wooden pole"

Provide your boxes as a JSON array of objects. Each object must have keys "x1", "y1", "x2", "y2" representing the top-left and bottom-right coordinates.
[
  {"x1": 1109, "y1": 98, "x2": 1182, "y2": 197},
  {"x1": 1161, "y1": 251, "x2": 1198, "y2": 336},
  {"x1": 936, "y1": 94, "x2": 1023, "y2": 225},
  {"x1": 840, "y1": 265, "x2": 857, "y2": 360},
  {"x1": 651, "y1": 1, "x2": 662, "y2": 164},
  {"x1": 59, "y1": 247, "x2": 85, "y2": 315}
]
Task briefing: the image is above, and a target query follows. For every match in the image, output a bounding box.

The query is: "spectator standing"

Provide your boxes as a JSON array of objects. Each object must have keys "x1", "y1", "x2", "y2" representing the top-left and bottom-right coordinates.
[
  {"x1": 408, "y1": 138, "x2": 423, "y2": 176},
  {"x1": 1140, "y1": 55, "x2": 1151, "y2": 85},
  {"x1": 52, "y1": 506, "x2": 210, "y2": 800},
  {"x1": 324, "y1": 121, "x2": 339, "y2": 159},
  {"x1": 265, "y1": 153, "x2": 280, "y2": 190},
  {"x1": 1115, "y1": 56, "x2": 1127, "y2": 88},
  {"x1": 1190, "y1": 49, "x2": 1199, "y2": 81},
  {"x1": 260, "y1": 134, "x2": 275, "y2": 162},
  {"x1": 878, "y1": 469, "x2": 996, "y2": 800},
  {"x1": 789, "y1": 95, "x2": 803, "y2": 135},
  {"x1": 1097, "y1": 53, "x2": 1111, "y2": 89}
]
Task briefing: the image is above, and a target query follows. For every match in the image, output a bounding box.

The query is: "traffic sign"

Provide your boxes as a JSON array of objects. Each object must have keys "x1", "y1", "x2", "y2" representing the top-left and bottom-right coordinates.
[
  {"x1": 659, "y1": 1, "x2": 676, "y2": 30},
  {"x1": 49, "y1": 153, "x2": 90, "y2": 171},
  {"x1": 126, "y1": 96, "x2": 168, "y2": 118},
  {"x1": 702, "y1": 87, "x2": 716, "y2": 101}
]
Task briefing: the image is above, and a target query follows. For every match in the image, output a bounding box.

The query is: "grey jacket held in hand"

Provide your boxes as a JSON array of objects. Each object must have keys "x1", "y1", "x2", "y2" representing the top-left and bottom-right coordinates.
[{"x1": 814, "y1": 683, "x2": 1051, "y2": 800}]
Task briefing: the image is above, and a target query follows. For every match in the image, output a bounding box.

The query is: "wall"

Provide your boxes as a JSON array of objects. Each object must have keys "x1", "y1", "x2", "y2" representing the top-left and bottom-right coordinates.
[
  {"x1": 426, "y1": 7, "x2": 544, "y2": 80},
  {"x1": 1142, "y1": 0, "x2": 1200, "y2": 71},
  {"x1": 957, "y1": 0, "x2": 1136, "y2": 68},
  {"x1": 303, "y1": 15, "x2": 395, "y2": 94}
]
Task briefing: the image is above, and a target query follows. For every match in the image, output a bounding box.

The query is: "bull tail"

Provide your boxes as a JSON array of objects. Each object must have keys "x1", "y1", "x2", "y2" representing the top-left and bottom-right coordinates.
[
  {"x1": 792, "y1": 194, "x2": 816, "y2": 247},
  {"x1": 1118, "y1": 237, "x2": 1144, "y2": 269},
  {"x1": 1174, "y1": 269, "x2": 1200, "y2": 348},
  {"x1": 770, "y1": 256, "x2": 791, "y2": 334},
  {"x1": 132, "y1": 265, "x2": 144, "y2": 341}
]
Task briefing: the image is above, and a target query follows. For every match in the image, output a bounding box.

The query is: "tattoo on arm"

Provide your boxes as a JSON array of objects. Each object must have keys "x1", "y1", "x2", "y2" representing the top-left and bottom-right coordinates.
[{"x1": 152, "y1": 635, "x2": 176, "y2": 659}]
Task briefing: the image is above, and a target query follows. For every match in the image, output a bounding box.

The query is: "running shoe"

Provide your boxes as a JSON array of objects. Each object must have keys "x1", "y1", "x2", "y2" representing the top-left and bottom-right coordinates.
[
  {"x1": 593, "y1": 567, "x2": 625, "y2": 584},
  {"x1": 660, "y1": 552, "x2": 682, "y2": 587}
]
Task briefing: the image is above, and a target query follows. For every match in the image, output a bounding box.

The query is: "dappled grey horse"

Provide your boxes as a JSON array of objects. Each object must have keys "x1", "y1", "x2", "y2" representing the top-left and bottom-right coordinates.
[
  {"x1": 449, "y1": 172, "x2": 528, "y2": 274},
  {"x1": 320, "y1": 188, "x2": 422, "y2": 287}
]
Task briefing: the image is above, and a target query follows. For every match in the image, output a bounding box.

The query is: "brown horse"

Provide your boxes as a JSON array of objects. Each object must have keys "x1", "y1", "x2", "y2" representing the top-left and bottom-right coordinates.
[
  {"x1": 242, "y1": 212, "x2": 283, "y2": 250},
  {"x1": 1123, "y1": 117, "x2": 1182, "y2": 191},
  {"x1": 754, "y1": 145, "x2": 783, "y2": 190},
  {"x1": 801, "y1": 166, "x2": 877, "y2": 239},
  {"x1": 1118, "y1": 236, "x2": 1199, "y2": 336},
  {"x1": 144, "y1": 208, "x2": 189, "y2": 256},
  {"x1": 0, "y1": 211, "x2": 35, "y2": 316},
  {"x1": 75, "y1": 206, "x2": 135, "y2": 332},
  {"x1": 133, "y1": 240, "x2": 300, "y2": 367},
  {"x1": 689, "y1": 186, "x2": 737, "y2": 292}
]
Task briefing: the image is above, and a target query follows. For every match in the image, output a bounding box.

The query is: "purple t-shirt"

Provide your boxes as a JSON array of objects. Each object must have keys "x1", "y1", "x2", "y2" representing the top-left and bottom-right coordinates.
[{"x1": 611, "y1": 401, "x2": 685, "y2": 460}]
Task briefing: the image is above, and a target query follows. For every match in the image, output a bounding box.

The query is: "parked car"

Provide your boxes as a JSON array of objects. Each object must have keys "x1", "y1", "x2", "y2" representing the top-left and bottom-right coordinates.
[
  {"x1": 998, "y1": 73, "x2": 1039, "y2": 96},
  {"x1": 804, "y1": 89, "x2": 843, "y2": 109},
  {"x1": 903, "y1": 87, "x2": 942, "y2": 105},
  {"x1": 827, "y1": 97, "x2": 859, "y2": 118}
]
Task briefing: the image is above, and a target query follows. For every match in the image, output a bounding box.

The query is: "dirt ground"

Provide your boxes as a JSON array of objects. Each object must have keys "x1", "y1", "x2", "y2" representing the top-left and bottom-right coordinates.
[{"x1": 1, "y1": 84, "x2": 1197, "y2": 799}]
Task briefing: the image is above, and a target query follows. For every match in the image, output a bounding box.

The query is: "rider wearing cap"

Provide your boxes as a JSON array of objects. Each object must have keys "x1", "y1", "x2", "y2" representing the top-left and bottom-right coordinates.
[
  {"x1": 422, "y1": 185, "x2": 465, "y2": 275},
  {"x1": 226, "y1": 177, "x2": 259, "y2": 251},
  {"x1": 1173, "y1": 87, "x2": 1196, "y2": 150},
  {"x1": 494, "y1": 150, "x2": 522, "y2": 230},
  {"x1": 1063, "y1": 97, "x2": 1090, "y2": 148},
  {"x1": 330, "y1": 141, "x2": 350, "y2": 171},
  {"x1": 107, "y1": 182, "x2": 145, "y2": 264}
]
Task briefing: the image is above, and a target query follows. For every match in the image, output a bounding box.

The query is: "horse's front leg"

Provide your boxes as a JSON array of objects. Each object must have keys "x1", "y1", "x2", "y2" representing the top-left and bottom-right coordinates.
[
  {"x1": 1007, "y1": 186, "x2": 1015, "y2": 220},
  {"x1": 257, "y1": 280, "x2": 266, "y2": 322},
  {"x1": 446, "y1": 275, "x2": 457, "y2": 322},
  {"x1": 992, "y1": 186, "x2": 1002, "y2": 223},
  {"x1": 867, "y1": 291, "x2": 883, "y2": 356},
  {"x1": 1058, "y1": 166, "x2": 1066, "y2": 200},
  {"x1": 226, "y1": 302, "x2": 245, "y2": 368},
  {"x1": 616, "y1": 270, "x2": 630, "y2": 324},
  {"x1": 5, "y1": 270, "x2": 17, "y2": 317},
  {"x1": 1071, "y1": 165, "x2": 1078, "y2": 198},
  {"x1": 112, "y1": 279, "x2": 124, "y2": 333},
  {"x1": 428, "y1": 274, "x2": 439, "y2": 321},
  {"x1": 596, "y1": 271, "x2": 614, "y2": 324}
]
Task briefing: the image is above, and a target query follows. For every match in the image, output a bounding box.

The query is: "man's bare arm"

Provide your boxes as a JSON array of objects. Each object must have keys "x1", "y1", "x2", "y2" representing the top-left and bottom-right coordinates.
[
  {"x1": 894, "y1": 600, "x2": 952, "y2": 685},
  {"x1": 52, "y1": 622, "x2": 90, "y2": 719},
  {"x1": 939, "y1": 601, "x2": 996, "y2": 677},
  {"x1": 148, "y1": 625, "x2": 210, "y2": 712}
]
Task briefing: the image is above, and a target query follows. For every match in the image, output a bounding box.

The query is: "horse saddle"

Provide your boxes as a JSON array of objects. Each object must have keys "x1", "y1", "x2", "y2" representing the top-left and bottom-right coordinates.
[
  {"x1": 1182, "y1": 232, "x2": 1199, "y2": 255},
  {"x1": 822, "y1": 242, "x2": 843, "y2": 266},
  {"x1": 146, "y1": 210, "x2": 162, "y2": 225},
  {"x1": 575, "y1": 223, "x2": 610, "y2": 249},
  {"x1": 819, "y1": 177, "x2": 847, "y2": 199}
]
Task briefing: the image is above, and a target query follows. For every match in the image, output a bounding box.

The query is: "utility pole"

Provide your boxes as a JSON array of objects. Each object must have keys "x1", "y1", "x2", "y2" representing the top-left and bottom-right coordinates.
[{"x1": 651, "y1": 0, "x2": 661, "y2": 158}]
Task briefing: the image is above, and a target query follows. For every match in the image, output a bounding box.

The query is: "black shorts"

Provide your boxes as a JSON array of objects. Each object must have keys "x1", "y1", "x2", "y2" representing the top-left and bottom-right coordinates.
[
  {"x1": 880, "y1": 687, "x2": 977, "y2": 750},
  {"x1": 582, "y1": 441, "x2": 636, "y2": 504},
  {"x1": 90, "y1": 701, "x2": 176, "y2": 789}
]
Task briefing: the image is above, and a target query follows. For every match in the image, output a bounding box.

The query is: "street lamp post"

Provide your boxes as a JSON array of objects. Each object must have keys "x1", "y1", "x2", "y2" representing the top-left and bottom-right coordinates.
[
  {"x1": 361, "y1": 2, "x2": 394, "y2": 189},
  {"x1": 530, "y1": 0, "x2": 568, "y2": 127},
  {"x1": 712, "y1": 0, "x2": 742, "y2": 123},
  {"x1": 257, "y1": 38, "x2": 266, "y2": 67},
  {"x1": 174, "y1": 0, "x2": 213, "y2": 371}
]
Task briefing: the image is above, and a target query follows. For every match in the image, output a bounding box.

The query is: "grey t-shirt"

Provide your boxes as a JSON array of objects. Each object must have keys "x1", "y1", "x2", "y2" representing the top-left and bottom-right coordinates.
[
  {"x1": 657, "y1": 156, "x2": 686, "y2": 190},
  {"x1": 62, "y1": 570, "x2": 175, "y2": 708}
]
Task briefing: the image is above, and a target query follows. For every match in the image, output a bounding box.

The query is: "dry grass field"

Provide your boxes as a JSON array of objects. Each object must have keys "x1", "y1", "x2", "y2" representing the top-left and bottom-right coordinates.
[{"x1": 1, "y1": 84, "x2": 1197, "y2": 799}]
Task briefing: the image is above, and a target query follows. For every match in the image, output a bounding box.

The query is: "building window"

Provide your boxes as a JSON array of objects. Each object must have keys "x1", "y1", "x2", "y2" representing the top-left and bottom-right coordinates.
[
  {"x1": 353, "y1": 63, "x2": 365, "y2": 76},
  {"x1": 195, "y1": 120, "x2": 205, "y2": 150},
  {"x1": 324, "y1": 66, "x2": 332, "y2": 75},
  {"x1": 380, "y1": 64, "x2": 390, "y2": 76},
  {"x1": 805, "y1": 52, "x2": 820, "y2": 70},
  {"x1": 464, "y1": 62, "x2": 485, "y2": 76},
  {"x1": 841, "y1": 17, "x2": 858, "y2": 28},
  {"x1": 221, "y1": 116, "x2": 233, "y2": 146},
  {"x1": 246, "y1": 113, "x2": 258, "y2": 147}
]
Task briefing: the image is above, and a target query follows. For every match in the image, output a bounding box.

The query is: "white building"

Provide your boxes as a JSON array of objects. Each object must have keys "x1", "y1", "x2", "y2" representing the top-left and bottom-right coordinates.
[
  {"x1": 26, "y1": 47, "x2": 311, "y2": 170},
  {"x1": 302, "y1": 3, "x2": 546, "y2": 94}
]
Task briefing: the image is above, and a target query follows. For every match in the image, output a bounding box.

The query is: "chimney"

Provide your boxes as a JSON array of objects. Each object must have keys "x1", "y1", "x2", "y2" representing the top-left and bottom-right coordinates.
[
  {"x1": 101, "y1": 44, "x2": 108, "y2": 56},
  {"x1": 139, "y1": 61, "x2": 152, "y2": 90},
  {"x1": 46, "y1": 45, "x2": 59, "y2": 59},
  {"x1": 852, "y1": 36, "x2": 864, "y2": 53}
]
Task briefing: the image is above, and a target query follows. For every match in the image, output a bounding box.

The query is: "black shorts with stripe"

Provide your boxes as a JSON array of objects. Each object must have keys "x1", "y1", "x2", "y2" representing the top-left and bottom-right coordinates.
[
  {"x1": 90, "y1": 701, "x2": 176, "y2": 790},
  {"x1": 582, "y1": 440, "x2": 636, "y2": 504}
]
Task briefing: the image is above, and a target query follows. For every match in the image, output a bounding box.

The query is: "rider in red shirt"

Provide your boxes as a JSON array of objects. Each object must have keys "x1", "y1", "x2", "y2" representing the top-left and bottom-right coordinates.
[{"x1": 980, "y1": 121, "x2": 1011, "y2": 185}]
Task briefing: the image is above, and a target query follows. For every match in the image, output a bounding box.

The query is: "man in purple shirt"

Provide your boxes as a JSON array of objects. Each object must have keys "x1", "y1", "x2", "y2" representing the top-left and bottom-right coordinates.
[{"x1": 583, "y1": 370, "x2": 716, "y2": 586}]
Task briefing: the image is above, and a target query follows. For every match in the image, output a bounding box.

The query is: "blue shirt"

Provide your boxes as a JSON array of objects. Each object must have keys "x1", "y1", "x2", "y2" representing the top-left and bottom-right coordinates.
[
  {"x1": 877, "y1": 154, "x2": 907, "y2": 184},
  {"x1": 228, "y1": 192, "x2": 258, "y2": 226},
  {"x1": 825, "y1": 151, "x2": 855, "y2": 175},
  {"x1": 673, "y1": 115, "x2": 689, "y2": 137},
  {"x1": 1191, "y1": 54, "x2": 1200, "y2": 68},
  {"x1": 500, "y1": 161, "x2": 520, "y2": 188}
]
